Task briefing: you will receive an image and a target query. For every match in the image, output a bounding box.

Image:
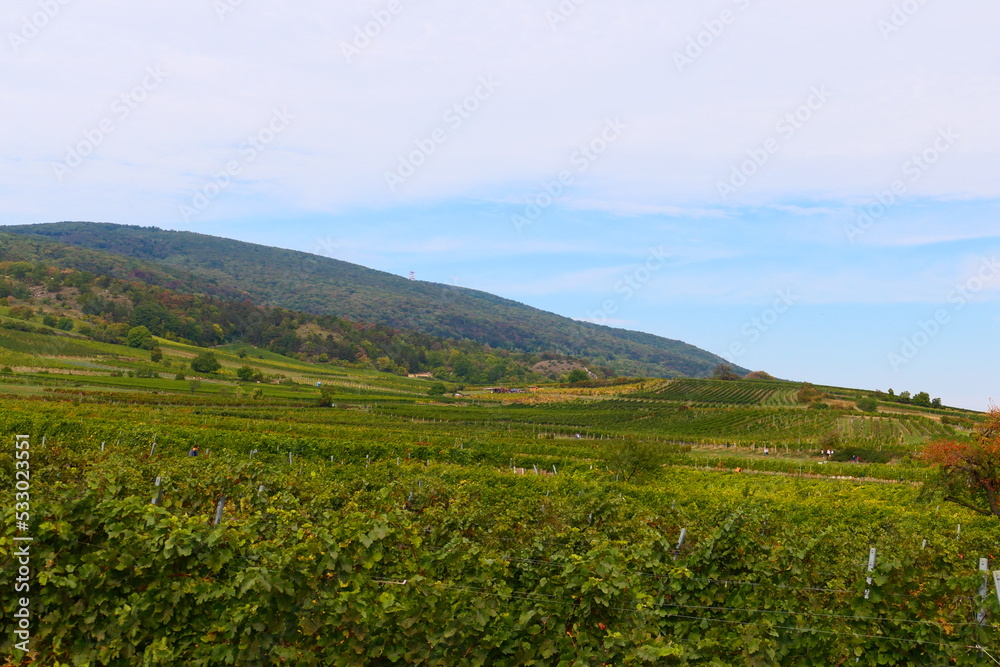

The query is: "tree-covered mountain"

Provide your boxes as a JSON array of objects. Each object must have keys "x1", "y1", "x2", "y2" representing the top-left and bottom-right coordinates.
[{"x1": 2, "y1": 222, "x2": 745, "y2": 378}]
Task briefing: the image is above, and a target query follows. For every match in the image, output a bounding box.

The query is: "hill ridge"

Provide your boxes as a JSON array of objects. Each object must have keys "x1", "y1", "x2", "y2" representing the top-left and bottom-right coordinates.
[{"x1": 2, "y1": 221, "x2": 746, "y2": 379}]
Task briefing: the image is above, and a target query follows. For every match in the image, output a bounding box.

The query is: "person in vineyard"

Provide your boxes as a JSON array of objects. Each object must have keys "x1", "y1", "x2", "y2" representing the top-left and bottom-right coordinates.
[{"x1": 188, "y1": 445, "x2": 199, "y2": 457}]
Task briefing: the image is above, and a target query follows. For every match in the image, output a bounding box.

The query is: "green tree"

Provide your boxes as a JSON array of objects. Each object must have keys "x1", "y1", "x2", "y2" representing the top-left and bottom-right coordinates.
[
  {"x1": 42, "y1": 313, "x2": 58, "y2": 327},
  {"x1": 237, "y1": 365, "x2": 256, "y2": 382},
  {"x1": 150, "y1": 347, "x2": 163, "y2": 363},
  {"x1": 127, "y1": 326, "x2": 155, "y2": 349},
  {"x1": 855, "y1": 397, "x2": 878, "y2": 413},
  {"x1": 190, "y1": 351, "x2": 221, "y2": 374},
  {"x1": 912, "y1": 391, "x2": 931, "y2": 407},
  {"x1": 610, "y1": 440, "x2": 668, "y2": 482},
  {"x1": 187, "y1": 378, "x2": 202, "y2": 392},
  {"x1": 566, "y1": 368, "x2": 589, "y2": 383},
  {"x1": 427, "y1": 382, "x2": 447, "y2": 396},
  {"x1": 56, "y1": 316, "x2": 74, "y2": 331}
]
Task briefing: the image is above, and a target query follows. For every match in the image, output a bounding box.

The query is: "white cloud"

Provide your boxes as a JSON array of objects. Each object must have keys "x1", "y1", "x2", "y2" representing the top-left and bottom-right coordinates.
[{"x1": 3, "y1": 0, "x2": 1000, "y2": 227}]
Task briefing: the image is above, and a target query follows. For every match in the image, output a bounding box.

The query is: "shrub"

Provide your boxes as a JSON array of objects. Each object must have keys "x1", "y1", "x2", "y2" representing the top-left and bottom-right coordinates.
[
  {"x1": 127, "y1": 326, "x2": 155, "y2": 350},
  {"x1": 856, "y1": 397, "x2": 879, "y2": 413},
  {"x1": 190, "y1": 352, "x2": 221, "y2": 374}
]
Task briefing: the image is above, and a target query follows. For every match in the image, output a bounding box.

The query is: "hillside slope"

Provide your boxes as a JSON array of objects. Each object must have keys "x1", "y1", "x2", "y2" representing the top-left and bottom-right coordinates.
[{"x1": 2, "y1": 222, "x2": 744, "y2": 378}]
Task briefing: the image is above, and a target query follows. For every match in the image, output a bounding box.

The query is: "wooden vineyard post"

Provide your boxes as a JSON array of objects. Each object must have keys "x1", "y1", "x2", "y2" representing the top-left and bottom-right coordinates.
[
  {"x1": 864, "y1": 548, "x2": 877, "y2": 600},
  {"x1": 677, "y1": 528, "x2": 687, "y2": 550}
]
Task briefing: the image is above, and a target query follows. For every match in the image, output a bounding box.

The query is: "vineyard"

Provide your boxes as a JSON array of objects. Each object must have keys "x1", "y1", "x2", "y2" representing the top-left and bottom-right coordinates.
[
  {"x1": 636, "y1": 378, "x2": 800, "y2": 407},
  {"x1": 1, "y1": 351, "x2": 999, "y2": 665}
]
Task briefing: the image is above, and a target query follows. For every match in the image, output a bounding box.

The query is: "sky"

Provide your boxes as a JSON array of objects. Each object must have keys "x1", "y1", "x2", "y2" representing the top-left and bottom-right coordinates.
[{"x1": 2, "y1": 0, "x2": 999, "y2": 409}]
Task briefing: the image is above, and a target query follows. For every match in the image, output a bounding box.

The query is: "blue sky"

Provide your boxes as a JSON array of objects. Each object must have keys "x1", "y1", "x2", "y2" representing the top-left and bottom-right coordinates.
[{"x1": 3, "y1": 0, "x2": 1000, "y2": 409}]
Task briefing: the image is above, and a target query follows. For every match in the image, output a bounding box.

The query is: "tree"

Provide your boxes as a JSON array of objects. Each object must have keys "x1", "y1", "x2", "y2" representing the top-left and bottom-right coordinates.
[
  {"x1": 610, "y1": 440, "x2": 668, "y2": 483},
  {"x1": 237, "y1": 365, "x2": 256, "y2": 382},
  {"x1": 566, "y1": 368, "x2": 589, "y2": 383},
  {"x1": 190, "y1": 351, "x2": 221, "y2": 374},
  {"x1": 427, "y1": 382, "x2": 447, "y2": 396},
  {"x1": 56, "y1": 317, "x2": 74, "y2": 331},
  {"x1": 856, "y1": 397, "x2": 878, "y2": 413},
  {"x1": 188, "y1": 379, "x2": 202, "y2": 393},
  {"x1": 898, "y1": 391, "x2": 912, "y2": 404},
  {"x1": 150, "y1": 347, "x2": 163, "y2": 363},
  {"x1": 921, "y1": 406, "x2": 1000, "y2": 518},
  {"x1": 127, "y1": 326, "x2": 155, "y2": 350},
  {"x1": 912, "y1": 391, "x2": 931, "y2": 407},
  {"x1": 712, "y1": 364, "x2": 739, "y2": 381}
]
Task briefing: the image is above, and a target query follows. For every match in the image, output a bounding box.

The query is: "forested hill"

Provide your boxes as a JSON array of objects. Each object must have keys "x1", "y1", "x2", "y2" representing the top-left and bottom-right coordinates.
[{"x1": 2, "y1": 221, "x2": 743, "y2": 379}]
